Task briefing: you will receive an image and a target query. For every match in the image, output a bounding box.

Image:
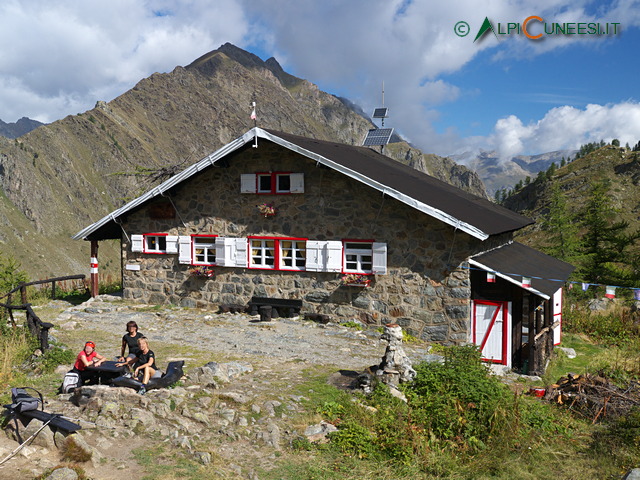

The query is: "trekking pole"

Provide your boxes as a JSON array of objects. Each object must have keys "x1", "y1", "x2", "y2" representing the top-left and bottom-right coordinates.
[{"x1": 0, "y1": 414, "x2": 57, "y2": 467}]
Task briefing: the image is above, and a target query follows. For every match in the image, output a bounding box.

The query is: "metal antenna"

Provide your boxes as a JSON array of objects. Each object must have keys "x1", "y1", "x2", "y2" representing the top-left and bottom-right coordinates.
[{"x1": 381, "y1": 81, "x2": 385, "y2": 127}]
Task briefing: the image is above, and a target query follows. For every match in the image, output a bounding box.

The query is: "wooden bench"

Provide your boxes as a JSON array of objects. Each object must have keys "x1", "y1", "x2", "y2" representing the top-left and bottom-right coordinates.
[{"x1": 247, "y1": 297, "x2": 303, "y2": 320}]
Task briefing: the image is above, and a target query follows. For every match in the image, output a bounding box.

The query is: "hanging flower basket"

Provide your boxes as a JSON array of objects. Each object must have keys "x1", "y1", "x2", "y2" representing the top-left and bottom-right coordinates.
[
  {"x1": 257, "y1": 203, "x2": 277, "y2": 217},
  {"x1": 189, "y1": 267, "x2": 215, "y2": 278},
  {"x1": 341, "y1": 274, "x2": 371, "y2": 287}
]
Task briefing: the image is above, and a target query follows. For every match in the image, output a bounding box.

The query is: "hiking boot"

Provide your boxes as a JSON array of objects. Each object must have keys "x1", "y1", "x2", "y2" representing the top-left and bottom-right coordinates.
[{"x1": 138, "y1": 386, "x2": 146, "y2": 395}]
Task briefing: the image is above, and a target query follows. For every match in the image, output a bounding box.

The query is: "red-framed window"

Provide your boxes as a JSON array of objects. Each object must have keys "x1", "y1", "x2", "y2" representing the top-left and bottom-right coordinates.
[
  {"x1": 241, "y1": 172, "x2": 304, "y2": 194},
  {"x1": 256, "y1": 172, "x2": 292, "y2": 194},
  {"x1": 248, "y1": 236, "x2": 307, "y2": 271},
  {"x1": 191, "y1": 235, "x2": 217, "y2": 265},
  {"x1": 143, "y1": 233, "x2": 168, "y2": 254},
  {"x1": 342, "y1": 239, "x2": 375, "y2": 274}
]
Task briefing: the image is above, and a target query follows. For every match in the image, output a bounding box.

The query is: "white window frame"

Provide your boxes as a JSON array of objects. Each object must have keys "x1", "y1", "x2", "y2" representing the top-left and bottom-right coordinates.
[
  {"x1": 143, "y1": 234, "x2": 168, "y2": 254},
  {"x1": 343, "y1": 241, "x2": 374, "y2": 274},
  {"x1": 192, "y1": 235, "x2": 217, "y2": 266},
  {"x1": 280, "y1": 239, "x2": 306, "y2": 271},
  {"x1": 250, "y1": 238, "x2": 276, "y2": 269}
]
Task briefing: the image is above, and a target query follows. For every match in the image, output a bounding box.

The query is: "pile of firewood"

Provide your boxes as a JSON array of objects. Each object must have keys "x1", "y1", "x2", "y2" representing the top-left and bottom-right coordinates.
[{"x1": 545, "y1": 373, "x2": 640, "y2": 422}]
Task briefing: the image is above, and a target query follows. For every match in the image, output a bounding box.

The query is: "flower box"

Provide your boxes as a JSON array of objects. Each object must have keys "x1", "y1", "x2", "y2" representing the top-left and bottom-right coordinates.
[
  {"x1": 189, "y1": 267, "x2": 215, "y2": 278},
  {"x1": 341, "y1": 274, "x2": 371, "y2": 287}
]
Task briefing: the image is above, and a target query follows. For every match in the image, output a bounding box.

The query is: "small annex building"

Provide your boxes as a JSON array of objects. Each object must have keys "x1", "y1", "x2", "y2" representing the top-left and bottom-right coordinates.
[{"x1": 74, "y1": 127, "x2": 574, "y2": 374}]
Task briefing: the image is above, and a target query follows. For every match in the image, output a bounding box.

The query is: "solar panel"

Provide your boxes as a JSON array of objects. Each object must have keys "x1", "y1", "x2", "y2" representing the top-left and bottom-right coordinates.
[
  {"x1": 372, "y1": 107, "x2": 388, "y2": 118},
  {"x1": 363, "y1": 128, "x2": 393, "y2": 146}
]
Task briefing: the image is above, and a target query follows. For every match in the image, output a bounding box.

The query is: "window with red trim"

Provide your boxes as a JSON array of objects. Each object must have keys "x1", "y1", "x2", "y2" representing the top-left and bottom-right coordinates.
[
  {"x1": 249, "y1": 237, "x2": 307, "y2": 270},
  {"x1": 257, "y1": 172, "x2": 292, "y2": 194},
  {"x1": 144, "y1": 234, "x2": 167, "y2": 254}
]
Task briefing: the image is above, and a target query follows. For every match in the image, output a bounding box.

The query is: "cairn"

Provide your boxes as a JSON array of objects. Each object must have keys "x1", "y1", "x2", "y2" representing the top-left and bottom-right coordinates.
[{"x1": 359, "y1": 323, "x2": 416, "y2": 393}]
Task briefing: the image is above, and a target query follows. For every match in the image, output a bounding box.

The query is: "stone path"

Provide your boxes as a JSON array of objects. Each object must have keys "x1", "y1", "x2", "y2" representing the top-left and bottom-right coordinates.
[{"x1": 2, "y1": 294, "x2": 432, "y2": 480}]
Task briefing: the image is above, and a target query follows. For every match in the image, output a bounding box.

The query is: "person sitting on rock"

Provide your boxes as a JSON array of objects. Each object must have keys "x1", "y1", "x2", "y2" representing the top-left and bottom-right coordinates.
[
  {"x1": 129, "y1": 337, "x2": 162, "y2": 395},
  {"x1": 117, "y1": 320, "x2": 144, "y2": 368},
  {"x1": 73, "y1": 341, "x2": 106, "y2": 384}
]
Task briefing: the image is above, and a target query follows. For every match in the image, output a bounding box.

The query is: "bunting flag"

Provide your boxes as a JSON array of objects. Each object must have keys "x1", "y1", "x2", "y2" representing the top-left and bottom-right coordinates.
[
  {"x1": 605, "y1": 286, "x2": 616, "y2": 299},
  {"x1": 521, "y1": 276, "x2": 531, "y2": 288},
  {"x1": 486, "y1": 272, "x2": 496, "y2": 283},
  {"x1": 581, "y1": 283, "x2": 590, "y2": 291}
]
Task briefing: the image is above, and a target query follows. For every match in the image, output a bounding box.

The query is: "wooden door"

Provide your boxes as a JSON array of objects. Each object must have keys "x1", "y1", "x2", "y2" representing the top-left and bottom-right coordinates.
[{"x1": 473, "y1": 300, "x2": 510, "y2": 365}]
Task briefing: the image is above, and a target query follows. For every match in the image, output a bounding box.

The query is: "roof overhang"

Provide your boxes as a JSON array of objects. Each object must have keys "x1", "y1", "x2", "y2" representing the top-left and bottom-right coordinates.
[
  {"x1": 74, "y1": 128, "x2": 521, "y2": 241},
  {"x1": 469, "y1": 242, "x2": 575, "y2": 300}
]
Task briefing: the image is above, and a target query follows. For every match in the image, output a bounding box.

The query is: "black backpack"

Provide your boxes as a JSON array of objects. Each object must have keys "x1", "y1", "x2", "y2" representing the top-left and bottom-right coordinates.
[{"x1": 10, "y1": 387, "x2": 43, "y2": 413}]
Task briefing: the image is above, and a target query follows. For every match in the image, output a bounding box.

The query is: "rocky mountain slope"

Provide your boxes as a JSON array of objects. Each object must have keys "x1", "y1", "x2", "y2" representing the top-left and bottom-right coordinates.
[
  {"x1": 450, "y1": 149, "x2": 577, "y2": 196},
  {"x1": 502, "y1": 145, "x2": 640, "y2": 250},
  {"x1": 0, "y1": 117, "x2": 44, "y2": 139},
  {"x1": 0, "y1": 43, "x2": 487, "y2": 280}
]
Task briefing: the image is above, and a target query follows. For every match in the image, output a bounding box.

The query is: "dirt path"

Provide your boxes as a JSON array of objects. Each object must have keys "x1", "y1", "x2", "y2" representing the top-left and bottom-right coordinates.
[{"x1": 1, "y1": 295, "x2": 431, "y2": 480}]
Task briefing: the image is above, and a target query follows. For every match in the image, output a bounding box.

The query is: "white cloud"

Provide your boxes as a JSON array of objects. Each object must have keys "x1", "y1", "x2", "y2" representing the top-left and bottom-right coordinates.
[
  {"x1": 0, "y1": 0, "x2": 250, "y2": 122},
  {"x1": 485, "y1": 102, "x2": 640, "y2": 160},
  {"x1": 0, "y1": 0, "x2": 638, "y2": 166}
]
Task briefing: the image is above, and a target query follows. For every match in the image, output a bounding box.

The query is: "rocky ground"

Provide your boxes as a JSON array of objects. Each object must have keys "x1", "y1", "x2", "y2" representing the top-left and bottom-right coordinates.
[{"x1": 1, "y1": 294, "x2": 433, "y2": 480}]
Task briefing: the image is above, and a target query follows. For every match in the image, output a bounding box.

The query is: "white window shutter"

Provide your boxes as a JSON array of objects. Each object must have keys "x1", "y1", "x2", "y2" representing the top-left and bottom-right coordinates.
[
  {"x1": 325, "y1": 241, "x2": 343, "y2": 272},
  {"x1": 215, "y1": 237, "x2": 227, "y2": 266},
  {"x1": 234, "y1": 238, "x2": 248, "y2": 267},
  {"x1": 131, "y1": 234, "x2": 144, "y2": 252},
  {"x1": 305, "y1": 240, "x2": 321, "y2": 272},
  {"x1": 240, "y1": 174, "x2": 256, "y2": 193},
  {"x1": 289, "y1": 173, "x2": 304, "y2": 193},
  {"x1": 165, "y1": 235, "x2": 179, "y2": 254},
  {"x1": 178, "y1": 236, "x2": 192, "y2": 264},
  {"x1": 218, "y1": 237, "x2": 248, "y2": 267},
  {"x1": 372, "y1": 242, "x2": 387, "y2": 274}
]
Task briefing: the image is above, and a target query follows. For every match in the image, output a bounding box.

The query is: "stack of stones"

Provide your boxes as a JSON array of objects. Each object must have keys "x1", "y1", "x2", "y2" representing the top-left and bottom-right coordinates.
[{"x1": 360, "y1": 323, "x2": 417, "y2": 393}]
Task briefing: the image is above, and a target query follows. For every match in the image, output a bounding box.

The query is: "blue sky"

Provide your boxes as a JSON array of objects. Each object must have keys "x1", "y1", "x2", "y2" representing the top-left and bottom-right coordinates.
[{"x1": 1, "y1": 0, "x2": 639, "y2": 162}]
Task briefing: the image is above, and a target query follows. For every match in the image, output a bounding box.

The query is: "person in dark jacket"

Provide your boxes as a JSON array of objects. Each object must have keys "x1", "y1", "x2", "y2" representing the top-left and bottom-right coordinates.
[{"x1": 117, "y1": 320, "x2": 144, "y2": 367}]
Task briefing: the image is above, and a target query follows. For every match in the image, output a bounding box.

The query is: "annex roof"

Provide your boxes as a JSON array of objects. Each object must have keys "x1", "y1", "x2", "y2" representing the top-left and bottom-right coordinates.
[
  {"x1": 469, "y1": 242, "x2": 575, "y2": 299},
  {"x1": 73, "y1": 127, "x2": 533, "y2": 241}
]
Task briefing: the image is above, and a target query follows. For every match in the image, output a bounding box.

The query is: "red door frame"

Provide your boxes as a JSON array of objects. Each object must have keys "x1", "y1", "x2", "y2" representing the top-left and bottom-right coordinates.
[{"x1": 473, "y1": 300, "x2": 509, "y2": 365}]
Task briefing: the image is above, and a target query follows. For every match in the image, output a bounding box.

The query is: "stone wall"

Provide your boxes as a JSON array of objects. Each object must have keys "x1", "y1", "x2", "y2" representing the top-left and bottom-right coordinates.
[{"x1": 119, "y1": 142, "x2": 512, "y2": 344}]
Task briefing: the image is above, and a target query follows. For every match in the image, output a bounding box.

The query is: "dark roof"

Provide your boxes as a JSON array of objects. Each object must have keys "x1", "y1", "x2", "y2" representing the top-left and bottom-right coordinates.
[
  {"x1": 470, "y1": 242, "x2": 575, "y2": 298},
  {"x1": 74, "y1": 128, "x2": 533, "y2": 241},
  {"x1": 266, "y1": 129, "x2": 533, "y2": 237}
]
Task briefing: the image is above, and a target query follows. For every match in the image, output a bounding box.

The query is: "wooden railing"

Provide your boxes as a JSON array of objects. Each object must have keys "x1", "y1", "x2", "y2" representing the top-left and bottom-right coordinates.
[{"x1": 1, "y1": 274, "x2": 86, "y2": 351}]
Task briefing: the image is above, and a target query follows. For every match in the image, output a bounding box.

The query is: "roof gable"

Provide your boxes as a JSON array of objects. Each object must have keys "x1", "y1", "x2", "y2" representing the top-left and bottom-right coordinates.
[{"x1": 73, "y1": 128, "x2": 532, "y2": 241}]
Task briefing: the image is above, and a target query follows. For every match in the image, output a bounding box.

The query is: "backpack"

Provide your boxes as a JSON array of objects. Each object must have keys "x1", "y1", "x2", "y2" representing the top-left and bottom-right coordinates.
[
  {"x1": 10, "y1": 387, "x2": 43, "y2": 413},
  {"x1": 62, "y1": 371, "x2": 80, "y2": 394}
]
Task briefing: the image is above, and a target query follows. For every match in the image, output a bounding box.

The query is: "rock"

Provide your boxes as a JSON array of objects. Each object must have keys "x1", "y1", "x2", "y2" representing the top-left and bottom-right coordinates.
[
  {"x1": 304, "y1": 420, "x2": 338, "y2": 443},
  {"x1": 559, "y1": 347, "x2": 577, "y2": 359},
  {"x1": 22, "y1": 418, "x2": 56, "y2": 449},
  {"x1": 588, "y1": 298, "x2": 610, "y2": 312},
  {"x1": 218, "y1": 391, "x2": 250, "y2": 404},
  {"x1": 203, "y1": 361, "x2": 253, "y2": 383},
  {"x1": 59, "y1": 321, "x2": 78, "y2": 331},
  {"x1": 44, "y1": 467, "x2": 78, "y2": 480},
  {"x1": 186, "y1": 366, "x2": 219, "y2": 388},
  {"x1": 195, "y1": 451, "x2": 212, "y2": 464},
  {"x1": 623, "y1": 469, "x2": 640, "y2": 480}
]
